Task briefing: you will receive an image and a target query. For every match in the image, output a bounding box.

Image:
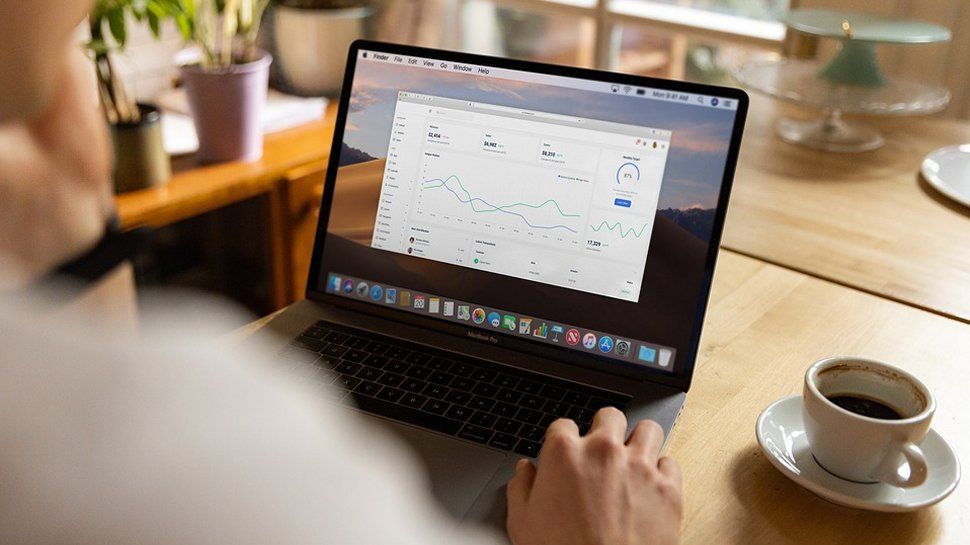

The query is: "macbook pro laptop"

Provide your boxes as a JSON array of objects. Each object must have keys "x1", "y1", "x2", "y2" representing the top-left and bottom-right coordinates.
[{"x1": 256, "y1": 40, "x2": 747, "y2": 530}]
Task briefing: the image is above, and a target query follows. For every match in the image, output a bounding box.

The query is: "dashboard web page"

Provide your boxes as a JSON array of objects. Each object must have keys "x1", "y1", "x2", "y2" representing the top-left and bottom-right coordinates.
[{"x1": 371, "y1": 92, "x2": 672, "y2": 303}]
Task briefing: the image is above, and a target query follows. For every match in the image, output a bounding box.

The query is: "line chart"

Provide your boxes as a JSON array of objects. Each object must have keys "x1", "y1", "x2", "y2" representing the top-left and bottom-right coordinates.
[
  {"x1": 422, "y1": 175, "x2": 581, "y2": 233},
  {"x1": 589, "y1": 220, "x2": 649, "y2": 238}
]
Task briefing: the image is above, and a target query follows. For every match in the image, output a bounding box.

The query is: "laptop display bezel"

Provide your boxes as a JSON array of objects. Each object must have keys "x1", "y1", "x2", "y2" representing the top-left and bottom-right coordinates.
[{"x1": 306, "y1": 40, "x2": 748, "y2": 393}]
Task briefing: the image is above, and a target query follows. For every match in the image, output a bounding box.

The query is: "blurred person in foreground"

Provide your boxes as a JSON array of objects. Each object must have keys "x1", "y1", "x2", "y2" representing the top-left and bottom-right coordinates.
[{"x1": 0, "y1": 2, "x2": 682, "y2": 544}]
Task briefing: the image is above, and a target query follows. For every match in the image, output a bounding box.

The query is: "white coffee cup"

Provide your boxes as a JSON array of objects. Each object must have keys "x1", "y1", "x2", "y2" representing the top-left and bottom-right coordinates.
[{"x1": 802, "y1": 357, "x2": 935, "y2": 488}]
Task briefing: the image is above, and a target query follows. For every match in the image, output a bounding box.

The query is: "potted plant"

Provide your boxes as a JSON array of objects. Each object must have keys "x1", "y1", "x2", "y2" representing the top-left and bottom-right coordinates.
[
  {"x1": 270, "y1": 0, "x2": 375, "y2": 96},
  {"x1": 87, "y1": 0, "x2": 175, "y2": 193},
  {"x1": 174, "y1": 0, "x2": 273, "y2": 163}
]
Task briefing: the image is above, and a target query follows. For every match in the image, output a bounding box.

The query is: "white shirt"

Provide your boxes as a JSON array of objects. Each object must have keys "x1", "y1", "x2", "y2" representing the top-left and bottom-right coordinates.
[{"x1": 0, "y1": 286, "x2": 505, "y2": 545}]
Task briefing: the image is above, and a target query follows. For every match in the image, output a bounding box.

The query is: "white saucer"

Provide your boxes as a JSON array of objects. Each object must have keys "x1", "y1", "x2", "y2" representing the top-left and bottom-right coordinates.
[
  {"x1": 921, "y1": 145, "x2": 970, "y2": 209},
  {"x1": 756, "y1": 395, "x2": 960, "y2": 512}
]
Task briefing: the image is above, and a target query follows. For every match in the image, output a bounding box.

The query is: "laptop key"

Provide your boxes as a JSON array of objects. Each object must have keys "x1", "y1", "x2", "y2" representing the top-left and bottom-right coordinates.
[
  {"x1": 444, "y1": 390, "x2": 472, "y2": 405},
  {"x1": 516, "y1": 408, "x2": 541, "y2": 424},
  {"x1": 494, "y1": 418, "x2": 521, "y2": 435},
  {"x1": 564, "y1": 391, "x2": 590, "y2": 407},
  {"x1": 376, "y1": 387, "x2": 405, "y2": 403},
  {"x1": 423, "y1": 399, "x2": 451, "y2": 415},
  {"x1": 385, "y1": 359, "x2": 410, "y2": 374},
  {"x1": 356, "y1": 367, "x2": 383, "y2": 382},
  {"x1": 422, "y1": 384, "x2": 449, "y2": 399},
  {"x1": 338, "y1": 375, "x2": 361, "y2": 391},
  {"x1": 450, "y1": 363, "x2": 474, "y2": 377},
  {"x1": 568, "y1": 406, "x2": 594, "y2": 424},
  {"x1": 492, "y1": 402, "x2": 518, "y2": 418},
  {"x1": 377, "y1": 372, "x2": 405, "y2": 387},
  {"x1": 492, "y1": 374, "x2": 519, "y2": 389},
  {"x1": 470, "y1": 369, "x2": 496, "y2": 383},
  {"x1": 364, "y1": 341, "x2": 389, "y2": 355},
  {"x1": 401, "y1": 378, "x2": 427, "y2": 393},
  {"x1": 451, "y1": 377, "x2": 476, "y2": 391},
  {"x1": 428, "y1": 371, "x2": 452, "y2": 385},
  {"x1": 385, "y1": 346, "x2": 409, "y2": 360},
  {"x1": 587, "y1": 397, "x2": 616, "y2": 411},
  {"x1": 445, "y1": 405, "x2": 473, "y2": 421},
  {"x1": 343, "y1": 336, "x2": 370, "y2": 350},
  {"x1": 363, "y1": 354, "x2": 389, "y2": 369},
  {"x1": 468, "y1": 396, "x2": 495, "y2": 412},
  {"x1": 353, "y1": 381, "x2": 381, "y2": 397},
  {"x1": 458, "y1": 424, "x2": 493, "y2": 444},
  {"x1": 401, "y1": 393, "x2": 427, "y2": 409},
  {"x1": 355, "y1": 395, "x2": 461, "y2": 436},
  {"x1": 427, "y1": 357, "x2": 453, "y2": 371},
  {"x1": 543, "y1": 400, "x2": 570, "y2": 417},
  {"x1": 316, "y1": 356, "x2": 341, "y2": 370},
  {"x1": 405, "y1": 352, "x2": 432, "y2": 365},
  {"x1": 321, "y1": 344, "x2": 348, "y2": 358},
  {"x1": 334, "y1": 361, "x2": 363, "y2": 375},
  {"x1": 324, "y1": 331, "x2": 350, "y2": 344},
  {"x1": 405, "y1": 366, "x2": 432, "y2": 380},
  {"x1": 539, "y1": 385, "x2": 566, "y2": 401},
  {"x1": 539, "y1": 414, "x2": 558, "y2": 428},
  {"x1": 471, "y1": 383, "x2": 498, "y2": 397},
  {"x1": 519, "y1": 425, "x2": 544, "y2": 442},
  {"x1": 515, "y1": 379, "x2": 542, "y2": 394},
  {"x1": 522, "y1": 394, "x2": 544, "y2": 410},
  {"x1": 489, "y1": 433, "x2": 517, "y2": 451},
  {"x1": 496, "y1": 388, "x2": 522, "y2": 404},
  {"x1": 514, "y1": 439, "x2": 542, "y2": 458},
  {"x1": 342, "y1": 349, "x2": 367, "y2": 363},
  {"x1": 470, "y1": 412, "x2": 497, "y2": 427}
]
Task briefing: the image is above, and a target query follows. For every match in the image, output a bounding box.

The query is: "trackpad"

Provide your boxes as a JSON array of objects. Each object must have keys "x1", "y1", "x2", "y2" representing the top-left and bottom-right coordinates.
[{"x1": 369, "y1": 417, "x2": 508, "y2": 520}]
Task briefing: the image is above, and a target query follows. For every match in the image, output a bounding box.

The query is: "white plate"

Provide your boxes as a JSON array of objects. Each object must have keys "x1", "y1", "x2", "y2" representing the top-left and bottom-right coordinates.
[
  {"x1": 921, "y1": 145, "x2": 970, "y2": 209},
  {"x1": 756, "y1": 395, "x2": 960, "y2": 512}
]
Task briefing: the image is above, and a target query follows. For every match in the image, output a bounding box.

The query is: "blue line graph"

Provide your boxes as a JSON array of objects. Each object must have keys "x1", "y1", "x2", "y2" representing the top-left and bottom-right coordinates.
[
  {"x1": 589, "y1": 220, "x2": 649, "y2": 238},
  {"x1": 422, "y1": 175, "x2": 580, "y2": 233}
]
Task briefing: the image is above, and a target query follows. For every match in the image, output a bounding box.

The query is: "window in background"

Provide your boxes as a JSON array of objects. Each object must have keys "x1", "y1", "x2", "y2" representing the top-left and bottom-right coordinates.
[{"x1": 374, "y1": 0, "x2": 788, "y2": 84}]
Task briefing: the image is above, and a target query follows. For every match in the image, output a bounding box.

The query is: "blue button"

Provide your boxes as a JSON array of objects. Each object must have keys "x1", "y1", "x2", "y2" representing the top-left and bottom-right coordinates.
[
  {"x1": 638, "y1": 346, "x2": 656, "y2": 363},
  {"x1": 613, "y1": 198, "x2": 632, "y2": 208},
  {"x1": 598, "y1": 336, "x2": 614, "y2": 353}
]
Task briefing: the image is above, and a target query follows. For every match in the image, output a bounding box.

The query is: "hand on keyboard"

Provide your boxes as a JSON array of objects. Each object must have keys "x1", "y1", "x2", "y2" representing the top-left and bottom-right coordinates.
[{"x1": 506, "y1": 408, "x2": 682, "y2": 545}]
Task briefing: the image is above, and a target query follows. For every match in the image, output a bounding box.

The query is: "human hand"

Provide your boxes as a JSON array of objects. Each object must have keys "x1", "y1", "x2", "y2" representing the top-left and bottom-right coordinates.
[
  {"x1": 0, "y1": 45, "x2": 113, "y2": 289},
  {"x1": 506, "y1": 409, "x2": 683, "y2": 545}
]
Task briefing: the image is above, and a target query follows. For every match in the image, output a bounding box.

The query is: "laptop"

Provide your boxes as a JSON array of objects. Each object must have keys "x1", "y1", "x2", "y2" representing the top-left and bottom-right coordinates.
[{"x1": 257, "y1": 40, "x2": 747, "y2": 530}]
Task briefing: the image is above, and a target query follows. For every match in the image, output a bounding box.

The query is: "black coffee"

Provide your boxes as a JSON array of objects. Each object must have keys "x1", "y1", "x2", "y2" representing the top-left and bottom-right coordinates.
[{"x1": 826, "y1": 394, "x2": 903, "y2": 420}]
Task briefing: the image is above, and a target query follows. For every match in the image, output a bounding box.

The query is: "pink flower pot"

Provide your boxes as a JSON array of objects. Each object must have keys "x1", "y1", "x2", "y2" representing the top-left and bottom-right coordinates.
[{"x1": 180, "y1": 51, "x2": 272, "y2": 163}]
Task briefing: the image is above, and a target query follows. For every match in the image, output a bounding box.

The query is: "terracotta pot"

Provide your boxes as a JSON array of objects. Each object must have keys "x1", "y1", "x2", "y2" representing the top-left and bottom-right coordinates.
[{"x1": 180, "y1": 51, "x2": 272, "y2": 163}]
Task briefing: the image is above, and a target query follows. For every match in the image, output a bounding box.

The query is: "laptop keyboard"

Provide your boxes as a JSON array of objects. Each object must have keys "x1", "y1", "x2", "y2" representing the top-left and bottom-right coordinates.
[{"x1": 279, "y1": 320, "x2": 630, "y2": 457}]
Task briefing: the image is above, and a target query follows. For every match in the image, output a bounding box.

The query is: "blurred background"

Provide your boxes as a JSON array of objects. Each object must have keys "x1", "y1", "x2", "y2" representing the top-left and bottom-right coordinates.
[{"x1": 95, "y1": 0, "x2": 970, "y2": 328}]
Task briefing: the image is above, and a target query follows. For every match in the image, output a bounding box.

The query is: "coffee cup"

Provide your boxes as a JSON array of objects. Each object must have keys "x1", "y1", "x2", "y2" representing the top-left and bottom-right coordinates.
[{"x1": 802, "y1": 357, "x2": 935, "y2": 488}]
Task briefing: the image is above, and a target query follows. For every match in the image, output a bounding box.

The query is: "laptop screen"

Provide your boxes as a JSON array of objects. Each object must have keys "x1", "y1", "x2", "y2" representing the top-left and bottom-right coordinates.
[{"x1": 312, "y1": 42, "x2": 744, "y2": 380}]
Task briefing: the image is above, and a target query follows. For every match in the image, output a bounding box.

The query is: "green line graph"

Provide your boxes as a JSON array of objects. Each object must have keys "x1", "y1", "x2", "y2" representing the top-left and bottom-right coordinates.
[
  {"x1": 589, "y1": 220, "x2": 649, "y2": 238},
  {"x1": 422, "y1": 175, "x2": 581, "y2": 233}
]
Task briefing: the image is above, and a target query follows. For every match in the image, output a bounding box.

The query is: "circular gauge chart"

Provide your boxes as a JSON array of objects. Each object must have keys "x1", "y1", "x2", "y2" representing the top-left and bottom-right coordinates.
[{"x1": 616, "y1": 162, "x2": 641, "y2": 185}]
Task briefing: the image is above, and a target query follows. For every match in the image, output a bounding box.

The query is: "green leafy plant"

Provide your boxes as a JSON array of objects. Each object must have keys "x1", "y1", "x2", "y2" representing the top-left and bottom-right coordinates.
[
  {"x1": 88, "y1": 0, "x2": 189, "y2": 124},
  {"x1": 183, "y1": 0, "x2": 271, "y2": 69}
]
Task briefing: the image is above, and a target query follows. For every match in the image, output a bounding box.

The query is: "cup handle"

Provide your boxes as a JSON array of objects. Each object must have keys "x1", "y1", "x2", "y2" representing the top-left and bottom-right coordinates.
[{"x1": 875, "y1": 442, "x2": 928, "y2": 488}]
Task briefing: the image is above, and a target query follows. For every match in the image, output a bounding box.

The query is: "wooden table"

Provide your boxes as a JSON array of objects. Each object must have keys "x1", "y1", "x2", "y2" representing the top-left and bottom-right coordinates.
[
  {"x1": 723, "y1": 95, "x2": 970, "y2": 323},
  {"x1": 234, "y1": 94, "x2": 970, "y2": 543},
  {"x1": 115, "y1": 104, "x2": 338, "y2": 307},
  {"x1": 676, "y1": 250, "x2": 968, "y2": 545}
]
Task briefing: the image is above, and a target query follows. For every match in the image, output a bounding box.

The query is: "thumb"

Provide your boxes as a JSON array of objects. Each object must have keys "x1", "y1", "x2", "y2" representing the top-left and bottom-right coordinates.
[{"x1": 507, "y1": 458, "x2": 537, "y2": 509}]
